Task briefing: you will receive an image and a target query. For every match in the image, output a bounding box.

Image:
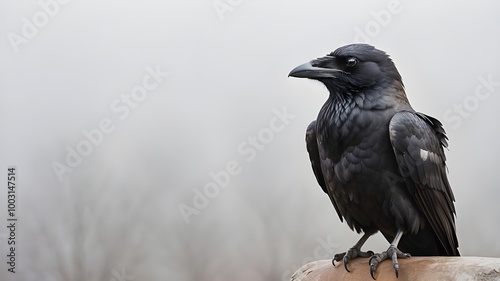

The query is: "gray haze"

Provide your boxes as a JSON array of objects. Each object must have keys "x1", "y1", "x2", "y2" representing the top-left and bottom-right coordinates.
[{"x1": 1, "y1": 1, "x2": 499, "y2": 280}]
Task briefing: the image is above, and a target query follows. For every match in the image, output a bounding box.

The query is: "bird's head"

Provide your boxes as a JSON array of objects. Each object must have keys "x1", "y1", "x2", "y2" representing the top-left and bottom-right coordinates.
[{"x1": 289, "y1": 44, "x2": 403, "y2": 94}]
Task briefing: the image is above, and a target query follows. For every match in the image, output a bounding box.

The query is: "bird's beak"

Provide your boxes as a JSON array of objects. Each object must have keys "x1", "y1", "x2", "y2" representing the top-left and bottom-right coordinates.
[{"x1": 288, "y1": 61, "x2": 339, "y2": 79}]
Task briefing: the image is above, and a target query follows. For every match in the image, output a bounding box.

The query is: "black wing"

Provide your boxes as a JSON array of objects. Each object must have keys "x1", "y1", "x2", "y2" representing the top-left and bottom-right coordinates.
[
  {"x1": 389, "y1": 111, "x2": 459, "y2": 256},
  {"x1": 306, "y1": 121, "x2": 343, "y2": 222}
]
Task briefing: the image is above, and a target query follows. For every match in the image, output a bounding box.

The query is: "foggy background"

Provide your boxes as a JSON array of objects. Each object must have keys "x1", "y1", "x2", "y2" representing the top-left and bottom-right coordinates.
[{"x1": 1, "y1": 1, "x2": 499, "y2": 280}]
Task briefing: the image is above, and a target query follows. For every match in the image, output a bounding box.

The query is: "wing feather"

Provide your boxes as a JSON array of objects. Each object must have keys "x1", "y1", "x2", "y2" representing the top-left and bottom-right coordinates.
[
  {"x1": 306, "y1": 121, "x2": 343, "y2": 222},
  {"x1": 389, "y1": 112, "x2": 459, "y2": 256}
]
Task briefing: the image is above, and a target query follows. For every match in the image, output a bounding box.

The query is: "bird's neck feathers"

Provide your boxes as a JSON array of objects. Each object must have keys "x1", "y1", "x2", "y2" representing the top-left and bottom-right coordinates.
[
  {"x1": 325, "y1": 80, "x2": 408, "y2": 110},
  {"x1": 317, "y1": 80, "x2": 411, "y2": 140}
]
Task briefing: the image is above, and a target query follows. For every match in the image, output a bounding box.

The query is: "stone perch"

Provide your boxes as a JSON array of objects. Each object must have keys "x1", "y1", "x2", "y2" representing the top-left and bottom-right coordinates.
[{"x1": 291, "y1": 257, "x2": 500, "y2": 281}]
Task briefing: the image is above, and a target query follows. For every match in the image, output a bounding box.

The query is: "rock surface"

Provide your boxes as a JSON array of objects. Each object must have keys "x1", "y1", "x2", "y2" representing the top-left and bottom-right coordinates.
[{"x1": 291, "y1": 257, "x2": 500, "y2": 281}]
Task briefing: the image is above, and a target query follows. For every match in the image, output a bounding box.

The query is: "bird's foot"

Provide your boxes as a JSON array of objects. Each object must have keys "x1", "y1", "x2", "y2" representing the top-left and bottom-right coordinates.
[
  {"x1": 332, "y1": 247, "x2": 374, "y2": 272},
  {"x1": 368, "y1": 245, "x2": 410, "y2": 279}
]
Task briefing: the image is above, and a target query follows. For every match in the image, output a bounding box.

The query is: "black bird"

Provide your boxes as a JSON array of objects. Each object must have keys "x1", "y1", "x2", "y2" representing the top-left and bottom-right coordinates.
[{"x1": 289, "y1": 44, "x2": 459, "y2": 278}]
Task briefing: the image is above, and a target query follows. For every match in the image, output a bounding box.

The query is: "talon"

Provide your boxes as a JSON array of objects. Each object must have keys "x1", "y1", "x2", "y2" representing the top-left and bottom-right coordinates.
[
  {"x1": 369, "y1": 255, "x2": 378, "y2": 280},
  {"x1": 368, "y1": 242, "x2": 409, "y2": 279},
  {"x1": 343, "y1": 255, "x2": 350, "y2": 272},
  {"x1": 370, "y1": 264, "x2": 376, "y2": 280},
  {"x1": 331, "y1": 232, "x2": 375, "y2": 272},
  {"x1": 367, "y1": 250, "x2": 374, "y2": 256}
]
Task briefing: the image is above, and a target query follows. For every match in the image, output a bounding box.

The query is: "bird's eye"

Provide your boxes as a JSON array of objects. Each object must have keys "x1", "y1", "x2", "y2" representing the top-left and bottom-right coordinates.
[{"x1": 346, "y1": 57, "x2": 358, "y2": 67}]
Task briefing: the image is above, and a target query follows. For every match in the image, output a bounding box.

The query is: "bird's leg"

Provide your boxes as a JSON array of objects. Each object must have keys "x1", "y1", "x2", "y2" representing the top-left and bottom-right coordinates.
[
  {"x1": 369, "y1": 229, "x2": 410, "y2": 279},
  {"x1": 333, "y1": 231, "x2": 375, "y2": 272}
]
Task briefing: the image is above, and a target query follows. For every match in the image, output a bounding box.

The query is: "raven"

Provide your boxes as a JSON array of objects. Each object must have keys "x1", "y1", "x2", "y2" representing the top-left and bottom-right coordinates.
[{"x1": 289, "y1": 44, "x2": 459, "y2": 279}]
